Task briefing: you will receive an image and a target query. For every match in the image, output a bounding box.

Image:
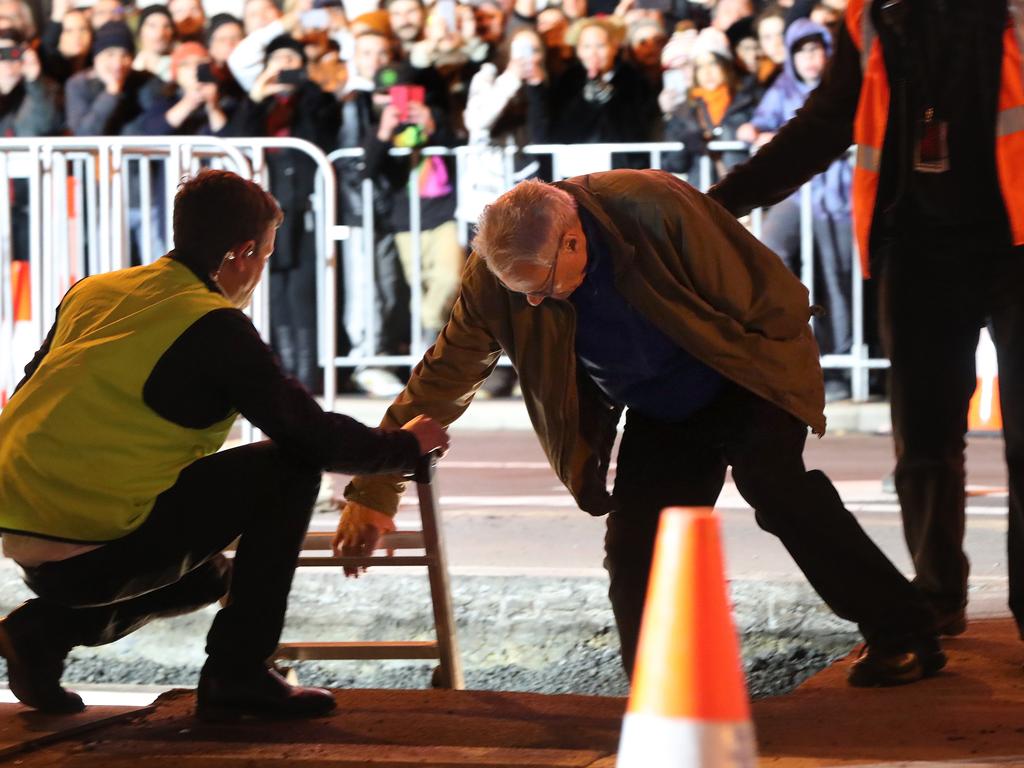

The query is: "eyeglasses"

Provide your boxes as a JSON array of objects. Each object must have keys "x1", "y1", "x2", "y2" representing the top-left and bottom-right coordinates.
[{"x1": 523, "y1": 248, "x2": 560, "y2": 301}]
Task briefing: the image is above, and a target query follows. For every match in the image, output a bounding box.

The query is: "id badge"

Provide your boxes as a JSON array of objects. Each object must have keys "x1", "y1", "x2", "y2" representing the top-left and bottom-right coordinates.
[{"x1": 914, "y1": 117, "x2": 950, "y2": 173}]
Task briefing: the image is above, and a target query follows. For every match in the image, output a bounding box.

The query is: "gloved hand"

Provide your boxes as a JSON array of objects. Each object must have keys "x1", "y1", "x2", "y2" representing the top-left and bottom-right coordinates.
[{"x1": 332, "y1": 501, "x2": 397, "y2": 577}]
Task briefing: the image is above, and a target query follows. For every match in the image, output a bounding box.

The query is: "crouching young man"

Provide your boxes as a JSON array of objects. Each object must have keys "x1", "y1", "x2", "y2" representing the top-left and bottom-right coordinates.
[{"x1": 0, "y1": 170, "x2": 448, "y2": 719}]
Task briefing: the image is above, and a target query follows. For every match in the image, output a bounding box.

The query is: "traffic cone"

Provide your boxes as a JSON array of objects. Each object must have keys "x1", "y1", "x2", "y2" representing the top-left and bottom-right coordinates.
[
  {"x1": 967, "y1": 328, "x2": 1002, "y2": 434},
  {"x1": 616, "y1": 507, "x2": 756, "y2": 768}
]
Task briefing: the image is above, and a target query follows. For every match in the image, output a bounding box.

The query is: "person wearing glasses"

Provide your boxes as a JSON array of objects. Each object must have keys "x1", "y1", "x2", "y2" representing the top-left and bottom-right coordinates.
[{"x1": 336, "y1": 168, "x2": 945, "y2": 689}]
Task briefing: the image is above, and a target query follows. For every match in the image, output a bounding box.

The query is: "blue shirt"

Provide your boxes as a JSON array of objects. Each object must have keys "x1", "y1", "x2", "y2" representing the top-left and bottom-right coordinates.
[{"x1": 570, "y1": 208, "x2": 724, "y2": 422}]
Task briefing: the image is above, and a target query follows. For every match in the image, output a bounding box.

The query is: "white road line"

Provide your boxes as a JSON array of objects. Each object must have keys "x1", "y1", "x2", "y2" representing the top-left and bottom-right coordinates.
[{"x1": 398, "y1": 495, "x2": 1008, "y2": 515}]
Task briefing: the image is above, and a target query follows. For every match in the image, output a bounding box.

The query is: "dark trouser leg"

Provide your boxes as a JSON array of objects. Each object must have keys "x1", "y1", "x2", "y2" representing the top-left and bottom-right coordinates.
[
  {"x1": 722, "y1": 388, "x2": 935, "y2": 649},
  {"x1": 989, "y1": 250, "x2": 1024, "y2": 633},
  {"x1": 881, "y1": 254, "x2": 980, "y2": 616},
  {"x1": 22, "y1": 441, "x2": 320, "y2": 668},
  {"x1": 290, "y1": 226, "x2": 319, "y2": 391},
  {"x1": 607, "y1": 408, "x2": 727, "y2": 675}
]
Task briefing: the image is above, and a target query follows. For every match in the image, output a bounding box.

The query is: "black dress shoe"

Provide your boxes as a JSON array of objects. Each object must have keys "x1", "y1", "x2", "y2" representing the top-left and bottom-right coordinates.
[
  {"x1": 847, "y1": 637, "x2": 947, "y2": 687},
  {"x1": 0, "y1": 611, "x2": 84, "y2": 714},
  {"x1": 196, "y1": 661, "x2": 336, "y2": 722}
]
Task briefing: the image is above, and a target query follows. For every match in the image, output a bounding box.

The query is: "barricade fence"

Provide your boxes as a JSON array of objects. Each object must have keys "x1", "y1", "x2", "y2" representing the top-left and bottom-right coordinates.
[{"x1": 0, "y1": 137, "x2": 884, "y2": 413}]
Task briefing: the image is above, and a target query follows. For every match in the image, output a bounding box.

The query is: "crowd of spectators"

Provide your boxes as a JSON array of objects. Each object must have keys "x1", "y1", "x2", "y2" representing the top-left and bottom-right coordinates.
[{"x1": 0, "y1": 0, "x2": 852, "y2": 396}]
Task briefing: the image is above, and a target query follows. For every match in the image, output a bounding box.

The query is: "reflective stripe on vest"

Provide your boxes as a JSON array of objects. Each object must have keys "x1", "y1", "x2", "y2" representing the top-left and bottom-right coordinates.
[{"x1": 848, "y1": 0, "x2": 1024, "y2": 276}]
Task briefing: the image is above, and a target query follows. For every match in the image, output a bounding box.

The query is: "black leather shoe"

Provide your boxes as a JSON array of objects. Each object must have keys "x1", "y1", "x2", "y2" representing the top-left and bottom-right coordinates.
[
  {"x1": 0, "y1": 610, "x2": 83, "y2": 714},
  {"x1": 847, "y1": 637, "x2": 947, "y2": 687},
  {"x1": 196, "y1": 662, "x2": 336, "y2": 722}
]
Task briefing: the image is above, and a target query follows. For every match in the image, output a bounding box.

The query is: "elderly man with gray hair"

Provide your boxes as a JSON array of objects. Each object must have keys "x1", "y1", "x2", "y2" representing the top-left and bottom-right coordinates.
[{"x1": 337, "y1": 168, "x2": 945, "y2": 688}]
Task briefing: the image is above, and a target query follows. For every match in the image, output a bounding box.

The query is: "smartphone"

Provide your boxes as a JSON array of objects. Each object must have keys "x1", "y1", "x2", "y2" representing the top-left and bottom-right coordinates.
[
  {"x1": 196, "y1": 62, "x2": 217, "y2": 83},
  {"x1": 389, "y1": 84, "x2": 425, "y2": 123},
  {"x1": 435, "y1": 0, "x2": 457, "y2": 32},
  {"x1": 278, "y1": 68, "x2": 308, "y2": 86},
  {"x1": 0, "y1": 45, "x2": 24, "y2": 62},
  {"x1": 662, "y1": 68, "x2": 689, "y2": 93},
  {"x1": 300, "y1": 8, "x2": 330, "y2": 29}
]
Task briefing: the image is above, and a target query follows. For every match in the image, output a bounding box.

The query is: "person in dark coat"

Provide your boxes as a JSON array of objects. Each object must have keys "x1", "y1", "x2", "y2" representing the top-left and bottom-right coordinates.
[{"x1": 226, "y1": 34, "x2": 340, "y2": 392}]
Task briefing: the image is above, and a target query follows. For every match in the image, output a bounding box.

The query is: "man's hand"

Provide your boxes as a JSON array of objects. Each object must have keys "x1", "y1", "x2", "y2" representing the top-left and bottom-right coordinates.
[
  {"x1": 405, "y1": 101, "x2": 436, "y2": 138},
  {"x1": 401, "y1": 414, "x2": 448, "y2": 455},
  {"x1": 333, "y1": 501, "x2": 397, "y2": 577}
]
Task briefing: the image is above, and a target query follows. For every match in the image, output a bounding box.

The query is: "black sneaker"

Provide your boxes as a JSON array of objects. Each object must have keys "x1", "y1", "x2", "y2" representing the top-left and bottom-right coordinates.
[
  {"x1": 196, "y1": 661, "x2": 336, "y2": 722},
  {"x1": 0, "y1": 605, "x2": 83, "y2": 714},
  {"x1": 847, "y1": 637, "x2": 947, "y2": 687}
]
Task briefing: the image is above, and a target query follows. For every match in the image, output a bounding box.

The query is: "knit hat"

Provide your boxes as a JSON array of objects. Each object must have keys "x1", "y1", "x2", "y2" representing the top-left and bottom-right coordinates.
[
  {"x1": 264, "y1": 33, "x2": 307, "y2": 65},
  {"x1": 170, "y1": 40, "x2": 208, "y2": 77},
  {"x1": 206, "y1": 13, "x2": 242, "y2": 44},
  {"x1": 92, "y1": 21, "x2": 136, "y2": 57},
  {"x1": 725, "y1": 15, "x2": 755, "y2": 49},
  {"x1": 137, "y1": 4, "x2": 176, "y2": 36},
  {"x1": 691, "y1": 26, "x2": 732, "y2": 61}
]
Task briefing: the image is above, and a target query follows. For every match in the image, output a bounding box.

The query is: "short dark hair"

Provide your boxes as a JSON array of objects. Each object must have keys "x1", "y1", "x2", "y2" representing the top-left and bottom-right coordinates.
[{"x1": 172, "y1": 170, "x2": 283, "y2": 273}]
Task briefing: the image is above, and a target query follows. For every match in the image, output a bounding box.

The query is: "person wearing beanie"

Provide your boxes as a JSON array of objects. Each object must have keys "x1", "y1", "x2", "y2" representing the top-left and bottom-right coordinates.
[
  {"x1": 224, "y1": 31, "x2": 338, "y2": 390},
  {"x1": 207, "y1": 13, "x2": 244, "y2": 65},
  {"x1": 65, "y1": 20, "x2": 163, "y2": 135},
  {"x1": 735, "y1": 17, "x2": 854, "y2": 394},
  {"x1": 725, "y1": 15, "x2": 760, "y2": 79},
  {"x1": 661, "y1": 22, "x2": 759, "y2": 181},
  {"x1": 133, "y1": 4, "x2": 176, "y2": 81}
]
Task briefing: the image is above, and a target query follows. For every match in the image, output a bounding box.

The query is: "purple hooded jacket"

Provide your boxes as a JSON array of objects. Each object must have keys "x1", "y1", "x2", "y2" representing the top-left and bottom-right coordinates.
[{"x1": 750, "y1": 18, "x2": 852, "y2": 219}]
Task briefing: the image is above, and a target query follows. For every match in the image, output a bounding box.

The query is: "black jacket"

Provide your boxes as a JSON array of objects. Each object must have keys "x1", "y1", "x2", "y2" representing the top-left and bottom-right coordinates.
[{"x1": 709, "y1": 0, "x2": 1009, "y2": 269}]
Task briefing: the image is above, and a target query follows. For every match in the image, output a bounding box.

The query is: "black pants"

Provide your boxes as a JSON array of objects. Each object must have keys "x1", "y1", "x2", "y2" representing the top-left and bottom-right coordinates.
[
  {"x1": 606, "y1": 384, "x2": 934, "y2": 673},
  {"x1": 880, "y1": 238, "x2": 1024, "y2": 629},
  {"x1": 18, "y1": 441, "x2": 320, "y2": 669}
]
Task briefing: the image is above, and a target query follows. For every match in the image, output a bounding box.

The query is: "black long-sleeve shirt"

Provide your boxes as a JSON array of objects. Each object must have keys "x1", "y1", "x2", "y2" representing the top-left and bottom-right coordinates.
[{"x1": 16, "y1": 258, "x2": 420, "y2": 478}]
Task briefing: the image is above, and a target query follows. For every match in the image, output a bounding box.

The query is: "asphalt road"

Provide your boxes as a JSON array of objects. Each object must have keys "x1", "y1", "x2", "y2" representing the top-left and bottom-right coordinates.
[{"x1": 325, "y1": 429, "x2": 1011, "y2": 614}]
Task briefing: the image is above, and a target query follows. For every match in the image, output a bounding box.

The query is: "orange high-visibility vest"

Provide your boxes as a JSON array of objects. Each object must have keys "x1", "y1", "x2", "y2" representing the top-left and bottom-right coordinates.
[{"x1": 847, "y1": 0, "x2": 1024, "y2": 276}]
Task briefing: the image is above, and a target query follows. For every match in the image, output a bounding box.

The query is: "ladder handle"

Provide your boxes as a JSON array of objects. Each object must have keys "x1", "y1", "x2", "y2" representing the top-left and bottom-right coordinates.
[{"x1": 406, "y1": 449, "x2": 440, "y2": 485}]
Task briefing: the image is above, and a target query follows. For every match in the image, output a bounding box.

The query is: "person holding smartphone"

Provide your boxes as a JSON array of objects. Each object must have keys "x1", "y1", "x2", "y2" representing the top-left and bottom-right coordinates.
[
  {"x1": 139, "y1": 42, "x2": 232, "y2": 135},
  {"x1": 226, "y1": 34, "x2": 340, "y2": 392}
]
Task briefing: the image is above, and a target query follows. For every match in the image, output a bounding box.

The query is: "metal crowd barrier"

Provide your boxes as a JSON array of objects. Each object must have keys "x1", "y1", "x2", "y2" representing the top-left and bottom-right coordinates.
[{"x1": 1, "y1": 137, "x2": 884, "y2": 410}]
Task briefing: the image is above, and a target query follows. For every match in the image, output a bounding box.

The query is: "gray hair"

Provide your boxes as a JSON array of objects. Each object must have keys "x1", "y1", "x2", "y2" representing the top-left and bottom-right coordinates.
[{"x1": 472, "y1": 180, "x2": 578, "y2": 277}]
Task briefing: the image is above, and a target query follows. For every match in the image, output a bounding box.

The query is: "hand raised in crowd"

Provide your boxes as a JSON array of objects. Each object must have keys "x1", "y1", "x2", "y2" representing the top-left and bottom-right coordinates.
[
  {"x1": 50, "y1": 0, "x2": 71, "y2": 22},
  {"x1": 249, "y1": 61, "x2": 295, "y2": 103},
  {"x1": 376, "y1": 103, "x2": 402, "y2": 141},
  {"x1": 405, "y1": 100, "x2": 436, "y2": 136},
  {"x1": 96, "y1": 58, "x2": 128, "y2": 96},
  {"x1": 736, "y1": 122, "x2": 758, "y2": 145},
  {"x1": 20, "y1": 46, "x2": 41, "y2": 83}
]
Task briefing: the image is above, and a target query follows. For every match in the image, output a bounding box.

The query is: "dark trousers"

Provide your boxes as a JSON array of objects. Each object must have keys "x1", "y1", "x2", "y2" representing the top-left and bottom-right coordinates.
[
  {"x1": 18, "y1": 441, "x2": 320, "y2": 669},
  {"x1": 606, "y1": 384, "x2": 935, "y2": 673},
  {"x1": 880, "y1": 239, "x2": 1024, "y2": 630}
]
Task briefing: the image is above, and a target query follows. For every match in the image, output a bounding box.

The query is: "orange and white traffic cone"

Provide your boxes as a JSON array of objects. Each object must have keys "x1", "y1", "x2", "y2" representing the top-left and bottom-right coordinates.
[
  {"x1": 616, "y1": 507, "x2": 756, "y2": 768},
  {"x1": 967, "y1": 328, "x2": 1001, "y2": 434}
]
